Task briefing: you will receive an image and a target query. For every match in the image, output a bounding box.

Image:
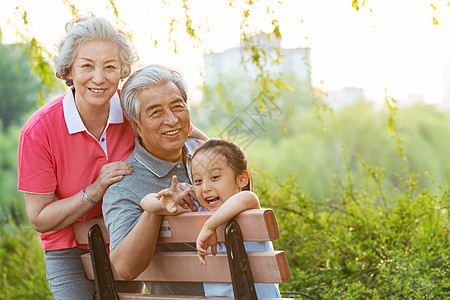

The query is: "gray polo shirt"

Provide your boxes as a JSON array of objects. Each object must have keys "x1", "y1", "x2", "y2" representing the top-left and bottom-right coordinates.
[
  {"x1": 103, "y1": 137, "x2": 200, "y2": 249},
  {"x1": 102, "y1": 137, "x2": 203, "y2": 295}
]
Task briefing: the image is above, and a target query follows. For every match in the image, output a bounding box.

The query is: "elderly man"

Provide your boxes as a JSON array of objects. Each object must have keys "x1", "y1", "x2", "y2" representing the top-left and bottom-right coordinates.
[{"x1": 102, "y1": 64, "x2": 204, "y2": 296}]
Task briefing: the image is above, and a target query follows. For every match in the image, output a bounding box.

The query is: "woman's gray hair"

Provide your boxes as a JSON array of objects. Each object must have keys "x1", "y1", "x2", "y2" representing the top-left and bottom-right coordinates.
[
  {"x1": 121, "y1": 64, "x2": 188, "y2": 131},
  {"x1": 54, "y1": 15, "x2": 138, "y2": 86}
]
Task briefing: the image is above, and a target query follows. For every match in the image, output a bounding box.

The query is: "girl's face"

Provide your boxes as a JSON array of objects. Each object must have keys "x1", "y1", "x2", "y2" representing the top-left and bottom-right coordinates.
[{"x1": 191, "y1": 150, "x2": 248, "y2": 211}]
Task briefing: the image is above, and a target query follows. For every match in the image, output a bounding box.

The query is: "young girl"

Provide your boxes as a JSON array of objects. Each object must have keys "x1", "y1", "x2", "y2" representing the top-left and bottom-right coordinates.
[{"x1": 140, "y1": 138, "x2": 281, "y2": 298}]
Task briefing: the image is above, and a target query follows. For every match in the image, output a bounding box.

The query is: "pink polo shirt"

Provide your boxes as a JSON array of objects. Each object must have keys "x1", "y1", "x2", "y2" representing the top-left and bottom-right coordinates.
[{"x1": 18, "y1": 89, "x2": 135, "y2": 251}]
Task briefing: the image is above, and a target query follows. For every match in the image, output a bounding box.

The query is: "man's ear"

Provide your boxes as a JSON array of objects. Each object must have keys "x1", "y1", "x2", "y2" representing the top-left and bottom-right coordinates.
[
  {"x1": 237, "y1": 170, "x2": 250, "y2": 189},
  {"x1": 130, "y1": 119, "x2": 141, "y2": 135}
]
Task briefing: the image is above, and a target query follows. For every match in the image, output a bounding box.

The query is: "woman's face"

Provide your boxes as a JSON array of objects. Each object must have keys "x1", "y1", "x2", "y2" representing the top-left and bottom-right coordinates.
[{"x1": 68, "y1": 40, "x2": 122, "y2": 109}]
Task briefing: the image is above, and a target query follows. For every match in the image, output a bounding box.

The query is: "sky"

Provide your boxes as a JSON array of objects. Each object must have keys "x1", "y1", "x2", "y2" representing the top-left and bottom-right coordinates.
[{"x1": 1, "y1": 0, "x2": 450, "y2": 105}]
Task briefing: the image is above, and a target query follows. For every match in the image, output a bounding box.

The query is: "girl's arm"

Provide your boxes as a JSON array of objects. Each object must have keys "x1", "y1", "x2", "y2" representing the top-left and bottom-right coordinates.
[
  {"x1": 196, "y1": 191, "x2": 260, "y2": 265},
  {"x1": 140, "y1": 176, "x2": 191, "y2": 215},
  {"x1": 203, "y1": 191, "x2": 260, "y2": 230}
]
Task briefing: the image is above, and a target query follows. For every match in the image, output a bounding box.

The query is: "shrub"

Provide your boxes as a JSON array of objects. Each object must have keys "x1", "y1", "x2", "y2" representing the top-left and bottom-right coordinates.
[
  {"x1": 254, "y1": 161, "x2": 449, "y2": 299},
  {"x1": 0, "y1": 210, "x2": 52, "y2": 299}
]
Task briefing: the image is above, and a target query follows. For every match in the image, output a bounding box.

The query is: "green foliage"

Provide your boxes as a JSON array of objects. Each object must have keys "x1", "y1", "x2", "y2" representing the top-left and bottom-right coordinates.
[
  {"x1": 0, "y1": 125, "x2": 25, "y2": 221},
  {"x1": 0, "y1": 1, "x2": 448, "y2": 297},
  {"x1": 24, "y1": 38, "x2": 62, "y2": 104},
  {"x1": 0, "y1": 42, "x2": 39, "y2": 130},
  {"x1": 243, "y1": 102, "x2": 450, "y2": 200},
  {"x1": 192, "y1": 71, "x2": 313, "y2": 143},
  {"x1": 255, "y1": 163, "x2": 449, "y2": 298},
  {"x1": 0, "y1": 213, "x2": 51, "y2": 299}
]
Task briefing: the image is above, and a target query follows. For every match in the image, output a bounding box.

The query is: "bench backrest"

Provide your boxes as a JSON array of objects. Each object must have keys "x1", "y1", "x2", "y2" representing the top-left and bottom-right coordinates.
[
  {"x1": 74, "y1": 209, "x2": 291, "y2": 297},
  {"x1": 74, "y1": 209, "x2": 280, "y2": 245}
]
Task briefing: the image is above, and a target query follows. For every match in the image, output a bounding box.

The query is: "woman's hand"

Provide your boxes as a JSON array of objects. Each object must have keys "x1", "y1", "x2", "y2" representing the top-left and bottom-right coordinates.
[
  {"x1": 24, "y1": 161, "x2": 134, "y2": 232},
  {"x1": 196, "y1": 226, "x2": 218, "y2": 265},
  {"x1": 90, "y1": 161, "x2": 133, "y2": 200}
]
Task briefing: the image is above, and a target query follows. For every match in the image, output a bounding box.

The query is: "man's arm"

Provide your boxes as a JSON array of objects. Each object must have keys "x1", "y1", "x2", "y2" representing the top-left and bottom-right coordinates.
[
  {"x1": 196, "y1": 191, "x2": 260, "y2": 265},
  {"x1": 109, "y1": 211, "x2": 163, "y2": 280},
  {"x1": 103, "y1": 186, "x2": 164, "y2": 281}
]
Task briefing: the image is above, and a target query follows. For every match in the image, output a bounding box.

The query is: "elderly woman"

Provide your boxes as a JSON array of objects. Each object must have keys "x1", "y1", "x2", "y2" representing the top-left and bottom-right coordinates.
[{"x1": 18, "y1": 16, "x2": 205, "y2": 299}]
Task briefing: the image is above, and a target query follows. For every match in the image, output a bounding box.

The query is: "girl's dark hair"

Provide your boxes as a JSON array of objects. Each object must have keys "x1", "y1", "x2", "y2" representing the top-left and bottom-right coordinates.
[{"x1": 192, "y1": 138, "x2": 252, "y2": 191}]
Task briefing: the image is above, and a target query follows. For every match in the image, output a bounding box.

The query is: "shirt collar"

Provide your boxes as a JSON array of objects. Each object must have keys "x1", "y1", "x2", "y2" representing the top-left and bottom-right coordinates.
[
  {"x1": 133, "y1": 137, "x2": 197, "y2": 179},
  {"x1": 63, "y1": 87, "x2": 124, "y2": 134}
]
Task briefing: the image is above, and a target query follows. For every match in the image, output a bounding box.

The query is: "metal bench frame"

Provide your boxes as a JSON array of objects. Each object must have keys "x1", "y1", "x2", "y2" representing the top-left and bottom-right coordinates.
[{"x1": 88, "y1": 220, "x2": 258, "y2": 300}]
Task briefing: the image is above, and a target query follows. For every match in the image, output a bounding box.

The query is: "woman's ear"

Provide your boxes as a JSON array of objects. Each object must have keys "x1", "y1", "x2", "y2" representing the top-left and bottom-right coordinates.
[
  {"x1": 67, "y1": 68, "x2": 73, "y2": 80},
  {"x1": 237, "y1": 170, "x2": 250, "y2": 189}
]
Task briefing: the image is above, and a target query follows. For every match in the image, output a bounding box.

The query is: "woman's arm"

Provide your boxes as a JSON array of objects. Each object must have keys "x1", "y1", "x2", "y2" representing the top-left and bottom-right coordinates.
[
  {"x1": 25, "y1": 161, "x2": 133, "y2": 233},
  {"x1": 25, "y1": 191, "x2": 97, "y2": 233},
  {"x1": 196, "y1": 191, "x2": 260, "y2": 265},
  {"x1": 189, "y1": 125, "x2": 208, "y2": 141}
]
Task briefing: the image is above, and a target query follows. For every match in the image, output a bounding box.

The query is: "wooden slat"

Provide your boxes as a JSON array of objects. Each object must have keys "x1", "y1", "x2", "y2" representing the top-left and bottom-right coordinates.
[
  {"x1": 81, "y1": 251, "x2": 291, "y2": 284},
  {"x1": 158, "y1": 209, "x2": 279, "y2": 243},
  {"x1": 74, "y1": 209, "x2": 279, "y2": 245},
  {"x1": 74, "y1": 216, "x2": 110, "y2": 244},
  {"x1": 118, "y1": 295, "x2": 293, "y2": 300},
  {"x1": 118, "y1": 294, "x2": 293, "y2": 300},
  {"x1": 119, "y1": 294, "x2": 231, "y2": 300}
]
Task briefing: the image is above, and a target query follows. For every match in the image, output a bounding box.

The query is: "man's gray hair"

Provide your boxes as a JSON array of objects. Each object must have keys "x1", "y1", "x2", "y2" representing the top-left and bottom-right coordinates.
[
  {"x1": 120, "y1": 64, "x2": 188, "y2": 131},
  {"x1": 54, "y1": 15, "x2": 138, "y2": 86}
]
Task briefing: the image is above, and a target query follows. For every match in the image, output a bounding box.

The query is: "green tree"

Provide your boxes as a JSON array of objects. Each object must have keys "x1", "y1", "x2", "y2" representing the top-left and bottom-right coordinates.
[
  {"x1": 0, "y1": 42, "x2": 40, "y2": 131},
  {"x1": 192, "y1": 71, "x2": 313, "y2": 143},
  {"x1": 0, "y1": 1, "x2": 449, "y2": 298},
  {"x1": 246, "y1": 101, "x2": 450, "y2": 201},
  {"x1": 0, "y1": 124, "x2": 24, "y2": 222}
]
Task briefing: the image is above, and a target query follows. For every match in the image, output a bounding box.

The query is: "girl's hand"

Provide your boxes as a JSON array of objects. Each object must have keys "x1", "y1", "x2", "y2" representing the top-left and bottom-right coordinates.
[
  {"x1": 196, "y1": 226, "x2": 218, "y2": 265},
  {"x1": 177, "y1": 182, "x2": 198, "y2": 212},
  {"x1": 155, "y1": 176, "x2": 190, "y2": 214}
]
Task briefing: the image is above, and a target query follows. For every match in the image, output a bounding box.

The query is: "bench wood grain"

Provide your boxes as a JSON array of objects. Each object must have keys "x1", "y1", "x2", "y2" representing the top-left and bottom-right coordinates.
[
  {"x1": 74, "y1": 209, "x2": 292, "y2": 299},
  {"x1": 74, "y1": 209, "x2": 279, "y2": 245}
]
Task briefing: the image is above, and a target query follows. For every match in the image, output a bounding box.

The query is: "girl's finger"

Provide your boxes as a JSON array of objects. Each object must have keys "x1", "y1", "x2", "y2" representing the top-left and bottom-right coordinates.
[
  {"x1": 171, "y1": 175, "x2": 178, "y2": 192},
  {"x1": 180, "y1": 188, "x2": 190, "y2": 198},
  {"x1": 198, "y1": 253, "x2": 207, "y2": 266}
]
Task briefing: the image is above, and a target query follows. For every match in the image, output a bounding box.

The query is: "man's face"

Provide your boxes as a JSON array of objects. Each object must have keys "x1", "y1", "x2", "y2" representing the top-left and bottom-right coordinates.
[{"x1": 132, "y1": 82, "x2": 190, "y2": 162}]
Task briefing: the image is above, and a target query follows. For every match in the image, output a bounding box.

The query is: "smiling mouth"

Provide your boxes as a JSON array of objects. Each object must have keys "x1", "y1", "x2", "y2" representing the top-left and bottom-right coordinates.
[
  {"x1": 205, "y1": 196, "x2": 220, "y2": 206},
  {"x1": 89, "y1": 88, "x2": 106, "y2": 94},
  {"x1": 163, "y1": 129, "x2": 180, "y2": 136}
]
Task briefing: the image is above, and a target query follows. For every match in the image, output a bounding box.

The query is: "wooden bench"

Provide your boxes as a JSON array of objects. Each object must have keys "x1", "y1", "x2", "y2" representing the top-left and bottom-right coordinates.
[{"x1": 73, "y1": 209, "x2": 292, "y2": 299}]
